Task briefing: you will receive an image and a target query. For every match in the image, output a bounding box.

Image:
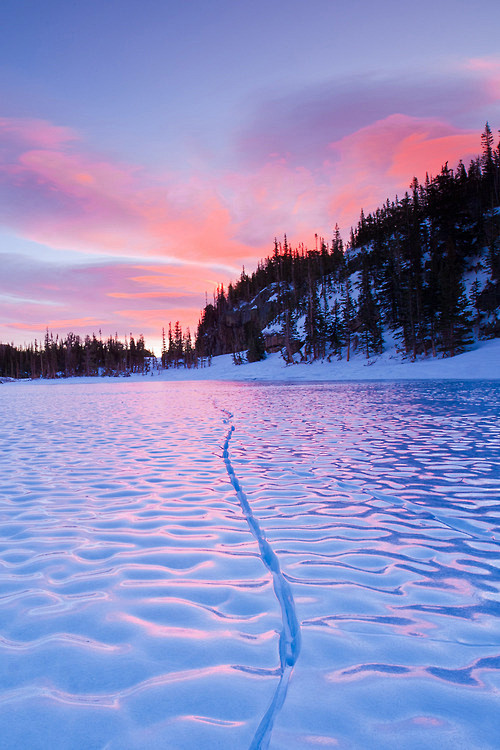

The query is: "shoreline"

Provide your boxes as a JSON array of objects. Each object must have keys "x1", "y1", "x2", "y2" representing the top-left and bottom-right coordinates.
[{"x1": 3, "y1": 338, "x2": 500, "y2": 385}]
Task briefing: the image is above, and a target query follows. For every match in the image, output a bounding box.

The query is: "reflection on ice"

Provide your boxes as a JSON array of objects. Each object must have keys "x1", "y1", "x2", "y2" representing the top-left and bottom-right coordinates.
[{"x1": 0, "y1": 380, "x2": 499, "y2": 749}]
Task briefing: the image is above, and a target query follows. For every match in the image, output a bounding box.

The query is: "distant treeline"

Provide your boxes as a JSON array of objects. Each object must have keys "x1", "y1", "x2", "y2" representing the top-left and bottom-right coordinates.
[
  {"x1": 195, "y1": 123, "x2": 500, "y2": 362},
  {"x1": 0, "y1": 324, "x2": 209, "y2": 379},
  {"x1": 0, "y1": 330, "x2": 153, "y2": 379}
]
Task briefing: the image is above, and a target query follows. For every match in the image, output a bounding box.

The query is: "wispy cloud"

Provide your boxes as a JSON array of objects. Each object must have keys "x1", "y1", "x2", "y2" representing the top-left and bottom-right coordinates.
[
  {"x1": 326, "y1": 115, "x2": 479, "y2": 229},
  {"x1": 0, "y1": 252, "x2": 229, "y2": 346},
  {"x1": 464, "y1": 57, "x2": 500, "y2": 100},
  {"x1": 0, "y1": 117, "x2": 263, "y2": 266},
  {"x1": 222, "y1": 114, "x2": 481, "y2": 242},
  {"x1": 235, "y1": 60, "x2": 500, "y2": 172}
]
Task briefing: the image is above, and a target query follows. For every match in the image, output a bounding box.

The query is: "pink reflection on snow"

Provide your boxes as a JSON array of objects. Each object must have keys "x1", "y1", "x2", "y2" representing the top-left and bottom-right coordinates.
[{"x1": 115, "y1": 612, "x2": 275, "y2": 643}]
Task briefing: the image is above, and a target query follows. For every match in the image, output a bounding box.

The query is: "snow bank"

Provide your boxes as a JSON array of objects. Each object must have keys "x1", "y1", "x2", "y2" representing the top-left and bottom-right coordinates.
[
  {"x1": 191, "y1": 338, "x2": 500, "y2": 382},
  {"x1": 10, "y1": 338, "x2": 500, "y2": 385}
]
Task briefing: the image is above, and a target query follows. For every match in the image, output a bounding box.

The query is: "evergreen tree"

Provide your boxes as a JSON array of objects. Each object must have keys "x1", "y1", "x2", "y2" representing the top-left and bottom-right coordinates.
[
  {"x1": 341, "y1": 277, "x2": 356, "y2": 362},
  {"x1": 246, "y1": 321, "x2": 266, "y2": 362},
  {"x1": 357, "y1": 257, "x2": 383, "y2": 358}
]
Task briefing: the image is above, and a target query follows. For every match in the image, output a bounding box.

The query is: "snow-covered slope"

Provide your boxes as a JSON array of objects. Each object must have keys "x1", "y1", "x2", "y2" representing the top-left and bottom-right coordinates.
[{"x1": 158, "y1": 338, "x2": 500, "y2": 382}]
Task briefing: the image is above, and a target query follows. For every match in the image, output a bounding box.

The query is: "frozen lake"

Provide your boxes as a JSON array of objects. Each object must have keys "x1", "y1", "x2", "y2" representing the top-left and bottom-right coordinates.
[{"x1": 0, "y1": 380, "x2": 499, "y2": 749}]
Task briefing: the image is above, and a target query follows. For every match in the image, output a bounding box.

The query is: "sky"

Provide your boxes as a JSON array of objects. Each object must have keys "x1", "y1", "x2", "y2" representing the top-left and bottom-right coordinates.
[{"x1": 1, "y1": 0, "x2": 500, "y2": 353}]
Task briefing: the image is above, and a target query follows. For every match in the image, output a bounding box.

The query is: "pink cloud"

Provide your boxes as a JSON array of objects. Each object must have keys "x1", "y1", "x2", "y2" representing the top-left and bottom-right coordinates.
[
  {"x1": 235, "y1": 61, "x2": 498, "y2": 174},
  {"x1": 0, "y1": 117, "x2": 76, "y2": 149},
  {"x1": 464, "y1": 57, "x2": 500, "y2": 100},
  {"x1": 115, "y1": 307, "x2": 202, "y2": 332},
  {"x1": 390, "y1": 130, "x2": 479, "y2": 180},
  {"x1": 9, "y1": 317, "x2": 105, "y2": 332},
  {"x1": 0, "y1": 252, "x2": 235, "y2": 349},
  {"x1": 0, "y1": 117, "x2": 264, "y2": 267},
  {"x1": 325, "y1": 115, "x2": 480, "y2": 230},
  {"x1": 107, "y1": 291, "x2": 191, "y2": 300},
  {"x1": 0, "y1": 113, "x2": 487, "y2": 264},
  {"x1": 221, "y1": 115, "x2": 483, "y2": 243}
]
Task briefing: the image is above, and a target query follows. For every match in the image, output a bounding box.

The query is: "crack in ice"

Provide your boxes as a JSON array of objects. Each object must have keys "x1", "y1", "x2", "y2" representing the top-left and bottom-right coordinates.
[{"x1": 221, "y1": 412, "x2": 301, "y2": 750}]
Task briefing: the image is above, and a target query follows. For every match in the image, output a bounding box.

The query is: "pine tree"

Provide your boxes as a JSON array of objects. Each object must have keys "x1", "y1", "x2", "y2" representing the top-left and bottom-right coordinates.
[
  {"x1": 246, "y1": 321, "x2": 266, "y2": 362},
  {"x1": 437, "y1": 238, "x2": 473, "y2": 356},
  {"x1": 341, "y1": 277, "x2": 356, "y2": 362},
  {"x1": 481, "y1": 122, "x2": 494, "y2": 173},
  {"x1": 161, "y1": 327, "x2": 167, "y2": 369},
  {"x1": 328, "y1": 299, "x2": 344, "y2": 358},
  {"x1": 358, "y1": 258, "x2": 383, "y2": 358},
  {"x1": 481, "y1": 122, "x2": 498, "y2": 206}
]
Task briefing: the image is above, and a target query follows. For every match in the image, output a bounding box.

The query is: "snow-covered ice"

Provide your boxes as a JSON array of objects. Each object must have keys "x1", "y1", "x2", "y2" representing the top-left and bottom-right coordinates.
[{"x1": 0, "y1": 375, "x2": 499, "y2": 749}]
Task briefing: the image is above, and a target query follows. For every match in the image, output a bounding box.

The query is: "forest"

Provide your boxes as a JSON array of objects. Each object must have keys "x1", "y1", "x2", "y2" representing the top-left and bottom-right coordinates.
[
  {"x1": 0, "y1": 330, "x2": 152, "y2": 379},
  {"x1": 195, "y1": 123, "x2": 500, "y2": 364},
  {"x1": 1, "y1": 123, "x2": 499, "y2": 378}
]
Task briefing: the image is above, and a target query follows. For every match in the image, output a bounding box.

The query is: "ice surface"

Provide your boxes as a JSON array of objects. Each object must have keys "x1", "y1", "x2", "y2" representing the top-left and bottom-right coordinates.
[{"x1": 0, "y1": 380, "x2": 499, "y2": 749}]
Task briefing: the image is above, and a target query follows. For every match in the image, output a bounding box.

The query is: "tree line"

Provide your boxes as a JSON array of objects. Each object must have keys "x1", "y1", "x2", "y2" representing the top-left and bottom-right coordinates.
[
  {"x1": 0, "y1": 321, "x2": 208, "y2": 379},
  {"x1": 160, "y1": 322, "x2": 210, "y2": 369},
  {"x1": 0, "y1": 330, "x2": 151, "y2": 379}
]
